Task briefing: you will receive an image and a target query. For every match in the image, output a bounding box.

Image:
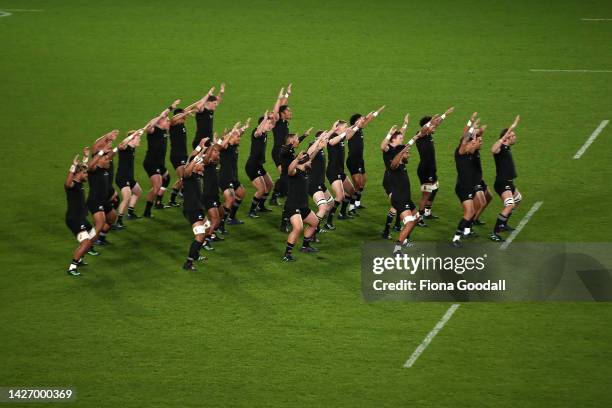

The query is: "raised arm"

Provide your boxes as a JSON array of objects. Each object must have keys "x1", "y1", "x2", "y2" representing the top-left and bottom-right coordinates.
[
  {"x1": 145, "y1": 100, "x2": 179, "y2": 133},
  {"x1": 271, "y1": 87, "x2": 285, "y2": 120},
  {"x1": 361, "y1": 105, "x2": 385, "y2": 128},
  {"x1": 216, "y1": 83, "x2": 225, "y2": 105},
  {"x1": 380, "y1": 125, "x2": 398, "y2": 151},
  {"x1": 287, "y1": 151, "x2": 305, "y2": 176},
  {"x1": 491, "y1": 115, "x2": 520, "y2": 154},
  {"x1": 187, "y1": 87, "x2": 215, "y2": 112},
  {"x1": 64, "y1": 155, "x2": 80, "y2": 188}
]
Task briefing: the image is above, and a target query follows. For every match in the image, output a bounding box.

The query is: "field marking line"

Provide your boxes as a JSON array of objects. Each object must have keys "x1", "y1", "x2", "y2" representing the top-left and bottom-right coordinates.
[
  {"x1": 0, "y1": 10, "x2": 11, "y2": 17},
  {"x1": 581, "y1": 18, "x2": 612, "y2": 21},
  {"x1": 573, "y1": 120, "x2": 609, "y2": 159},
  {"x1": 2, "y1": 9, "x2": 44, "y2": 12},
  {"x1": 499, "y1": 201, "x2": 543, "y2": 250},
  {"x1": 403, "y1": 304, "x2": 460, "y2": 368},
  {"x1": 530, "y1": 69, "x2": 612, "y2": 73}
]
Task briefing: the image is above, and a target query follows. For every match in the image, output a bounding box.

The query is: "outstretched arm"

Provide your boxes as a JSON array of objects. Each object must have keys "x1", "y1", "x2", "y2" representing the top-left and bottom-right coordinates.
[
  {"x1": 380, "y1": 125, "x2": 398, "y2": 151},
  {"x1": 491, "y1": 115, "x2": 520, "y2": 154},
  {"x1": 64, "y1": 155, "x2": 80, "y2": 188}
]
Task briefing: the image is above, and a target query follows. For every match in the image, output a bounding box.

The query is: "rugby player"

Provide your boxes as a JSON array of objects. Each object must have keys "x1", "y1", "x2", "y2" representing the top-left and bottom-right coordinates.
[
  {"x1": 86, "y1": 142, "x2": 117, "y2": 246},
  {"x1": 451, "y1": 121, "x2": 483, "y2": 247},
  {"x1": 282, "y1": 138, "x2": 329, "y2": 262},
  {"x1": 200, "y1": 135, "x2": 226, "y2": 250},
  {"x1": 168, "y1": 106, "x2": 198, "y2": 206},
  {"x1": 490, "y1": 115, "x2": 522, "y2": 242},
  {"x1": 115, "y1": 129, "x2": 144, "y2": 227},
  {"x1": 415, "y1": 107, "x2": 455, "y2": 227},
  {"x1": 142, "y1": 100, "x2": 180, "y2": 218},
  {"x1": 181, "y1": 142, "x2": 212, "y2": 271},
  {"x1": 245, "y1": 112, "x2": 276, "y2": 217},
  {"x1": 270, "y1": 84, "x2": 292, "y2": 205},
  {"x1": 346, "y1": 106, "x2": 385, "y2": 213},
  {"x1": 307, "y1": 129, "x2": 334, "y2": 237},
  {"x1": 471, "y1": 125, "x2": 493, "y2": 227},
  {"x1": 65, "y1": 153, "x2": 96, "y2": 276}
]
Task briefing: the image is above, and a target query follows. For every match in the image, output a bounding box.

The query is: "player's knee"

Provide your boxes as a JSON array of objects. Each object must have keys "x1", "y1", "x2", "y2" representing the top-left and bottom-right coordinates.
[
  {"x1": 402, "y1": 213, "x2": 416, "y2": 225},
  {"x1": 514, "y1": 191, "x2": 522, "y2": 204},
  {"x1": 193, "y1": 224, "x2": 207, "y2": 238},
  {"x1": 504, "y1": 196, "x2": 515, "y2": 209}
]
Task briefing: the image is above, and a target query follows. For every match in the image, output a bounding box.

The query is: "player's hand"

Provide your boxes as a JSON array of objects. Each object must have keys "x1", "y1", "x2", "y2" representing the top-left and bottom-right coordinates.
[
  {"x1": 376, "y1": 105, "x2": 385, "y2": 115},
  {"x1": 470, "y1": 112, "x2": 478, "y2": 122},
  {"x1": 83, "y1": 146, "x2": 90, "y2": 157},
  {"x1": 171, "y1": 99, "x2": 181, "y2": 109},
  {"x1": 403, "y1": 113, "x2": 410, "y2": 125},
  {"x1": 207, "y1": 86, "x2": 215, "y2": 96},
  {"x1": 304, "y1": 127, "x2": 313, "y2": 137},
  {"x1": 278, "y1": 87, "x2": 285, "y2": 99},
  {"x1": 200, "y1": 138, "x2": 209, "y2": 148},
  {"x1": 72, "y1": 155, "x2": 79, "y2": 166},
  {"x1": 444, "y1": 106, "x2": 455, "y2": 116},
  {"x1": 510, "y1": 115, "x2": 520, "y2": 130},
  {"x1": 220, "y1": 83, "x2": 225, "y2": 94},
  {"x1": 286, "y1": 83, "x2": 292, "y2": 95}
]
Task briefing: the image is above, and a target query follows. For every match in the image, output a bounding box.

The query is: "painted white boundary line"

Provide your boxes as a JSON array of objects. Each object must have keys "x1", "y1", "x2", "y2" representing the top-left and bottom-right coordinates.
[
  {"x1": 0, "y1": 10, "x2": 11, "y2": 17},
  {"x1": 404, "y1": 304, "x2": 460, "y2": 368},
  {"x1": 573, "y1": 120, "x2": 609, "y2": 159},
  {"x1": 499, "y1": 201, "x2": 543, "y2": 250},
  {"x1": 581, "y1": 18, "x2": 612, "y2": 21},
  {"x1": 0, "y1": 9, "x2": 43, "y2": 17},
  {"x1": 2, "y1": 9, "x2": 44, "y2": 12},
  {"x1": 530, "y1": 69, "x2": 612, "y2": 73}
]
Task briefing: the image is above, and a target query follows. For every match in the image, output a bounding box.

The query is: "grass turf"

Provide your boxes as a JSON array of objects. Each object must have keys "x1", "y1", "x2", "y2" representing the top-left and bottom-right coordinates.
[{"x1": 1, "y1": 0, "x2": 611, "y2": 406}]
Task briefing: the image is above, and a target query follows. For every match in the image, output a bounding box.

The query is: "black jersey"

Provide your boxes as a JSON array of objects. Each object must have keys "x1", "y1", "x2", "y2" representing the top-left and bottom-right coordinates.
[
  {"x1": 87, "y1": 166, "x2": 110, "y2": 204},
  {"x1": 272, "y1": 119, "x2": 289, "y2": 150},
  {"x1": 247, "y1": 129, "x2": 267, "y2": 164},
  {"x1": 472, "y1": 149, "x2": 483, "y2": 182},
  {"x1": 494, "y1": 144, "x2": 517, "y2": 181},
  {"x1": 194, "y1": 108, "x2": 214, "y2": 144},
  {"x1": 308, "y1": 141, "x2": 326, "y2": 185},
  {"x1": 347, "y1": 128, "x2": 364, "y2": 159},
  {"x1": 219, "y1": 143, "x2": 239, "y2": 181},
  {"x1": 388, "y1": 146, "x2": 411, "y2": 201},
  {"x1": 326, "y1": 136, "x2": 345, "y2": 175},
  {"x1": 455, "y1": 147, "x2": 478, "y2": 190},
  {"x1": 416, "y1": 133, "x2": 437, "y2": 174},
  {"x1": 169, "y1": 123, "x2": 188, "y2": 160},
  {"x1": 65, "y1": 181, "x2": 88, "y2": 221},
  {"x1": 383, "y1": 145, "x2": 404, "y2": 170},
  {"x1": 117, "y1": 146, "x2": 135, "y2": 179},
  {"x1": 107, "y1": 159, "x2": 115, "y2": 196},
  {"x1": 144, "y1": 126, "x2": 168, "y2": 165},
  {"x1": 202, "y1": 163, "x2": 219, "y2": 198},
  {"x1": 280, "y1": 145, "x2": 295, "y2": 176},
  {"x1": 182, "y1": 172, "x2": 204, "y2": 213},
  {"x1": 286, "y1": 168, "x2": 309, "y2": 208}
]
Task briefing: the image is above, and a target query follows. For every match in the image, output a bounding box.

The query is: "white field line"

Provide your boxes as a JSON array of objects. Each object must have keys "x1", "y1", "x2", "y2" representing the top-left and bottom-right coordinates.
[
  {"x1": 2, "y1": 9, "x2": 44, "y2": 12},
  {"x1": 499, "y1": 201, "x2": 543, "y2": 250},
  {"x1": 573, "y1": 120, "x2": 609, "y2": 159},
  {"x1": 403, "y1": 304, "x2": 460, "y2": 368},
  {"x1": 0, "y1": 10, "x2": 11, "y2": 17},
  {"x1": 0, "y1": 9, "x2": 43, "y2": 17},
  {"x1": 581, "y1": 18, "x2": 612, "y2": 21},
  {"x1": 530, "y1": 69, "x2": 612, "y2": 73}
]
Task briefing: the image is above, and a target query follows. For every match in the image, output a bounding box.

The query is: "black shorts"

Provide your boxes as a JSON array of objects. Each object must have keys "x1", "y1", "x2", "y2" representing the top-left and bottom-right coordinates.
[
  {"x1": 285, "y1": 206, "x2": 312, "y2": 220},
  {"x1": 202, "y1": 196, "x2": 220, "y2": 210},
  {"x1": 183, "y1": 209, "x2": 206, "y2": 225},
  {"x1": 308, "y1": 181, "x2": 328, "y2": 196},
  {"x1": 219, "y1": 178, "x2": 241, "y2": 191},
  {"x1": 66, "y1": 218, "x2": 93, "y2": 237},
  {"x1": 455, "y1": 184, "x2": 475, "y2": 203},
  {"x1": 494, "y1": 179, "x2": 516, "y2": 196},
  {"x1": 170, "y1": 156, "x2": 187, "y2": 170},
  {"x1": 245, "y1": 161, "x2": 267, "y2": 181},
  {"x1": 474, "y1": 179, "x2": 488, "y2": 193},
  {"x1": 116, "y1": 176, "x2": 137, "y2": 190},
  {"x1": 326, "y1": 171, "x2": 346, "y2": 184},
  {"x1": 391, "y1": 196, "x2": 416, "y2": 213},
  {"x1": 346, "y1": 157, "x2": 366, "y2": 175},
  {"x1": 417, "y1": 168, "x2": 438, "y2": 185},
  {"x1": 383, "y1": 172, "x2": 392, "y2": 196},
  {"x1": 143, "y1": 162, "x2": 167, "y2": 178},
  {"x1": 87, "y1": 200, "x2": 114, "y2": 215}
]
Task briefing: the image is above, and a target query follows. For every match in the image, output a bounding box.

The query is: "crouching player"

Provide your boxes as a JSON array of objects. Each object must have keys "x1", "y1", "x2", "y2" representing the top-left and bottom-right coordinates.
[
  {"x1": 64, "y1": 154, "x2": 96, "y2": 276},
  {"x1": 490, "y1": 115, "x2": 522, "y2": 242},
  {"x1": 182, "y1": 144, "x2": 212, "y2": 271}
]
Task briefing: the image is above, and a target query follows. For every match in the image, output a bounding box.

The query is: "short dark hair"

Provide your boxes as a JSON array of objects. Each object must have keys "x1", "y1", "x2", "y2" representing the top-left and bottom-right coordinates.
[
  {"x1": 258, "y1": 116, "x2": 265, "y2": 124},
  {"x1": 284, "y1": 133, "x2": 297, "y2": 144},
  {"x1": 500, "y1": 128, "x2": 509, "y2": 138},
  {"x1": 173, "y1": 108, "x2": 184, "y2": 115},
  {"x1": 390, "y1": 130, "x2": 402, "y2": 142},
  {"x1": 279, "y1": 105, "x2": 289, "y2": 114},
  {"x1": 207, "y1": 95, "x2": 218, "y2": 102},
  {"x1": 315, "y1": 130, "x2": 324, "y2": 138},
  {"x1": 349, "y1": 114, "x2": 362, "y2": 125},
  {"x1": 419, "y1": 116, "x2": 432, "y2": 127}
]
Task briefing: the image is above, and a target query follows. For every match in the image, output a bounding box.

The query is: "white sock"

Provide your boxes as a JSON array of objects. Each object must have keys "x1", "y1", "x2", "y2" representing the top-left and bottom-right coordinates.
[
  {"x1": 355, "y1": 200, "x2": 361, "y2": 207},
  {"x1": 453, "y1": 234, "x2": 461, "y2": 242},
  {"x1": 424, "y1": 208, "x2": 432, "y2": 216},
  {"x1": 349, "y1": 204, "x2": 355, "y2": 211},
  {"x1": 463, "y1": 227, "x2": 471, "y2": 235}
]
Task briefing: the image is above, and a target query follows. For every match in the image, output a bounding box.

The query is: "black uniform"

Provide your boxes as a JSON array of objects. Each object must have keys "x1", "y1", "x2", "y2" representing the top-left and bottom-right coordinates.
[
  {"x1": 493, "y1": 143, "x2": 517, "y2": 196},
  {"x1": 279, "y1": 144, "x2": 295, "y2": 190},
  {"x1": 308, "y1": 141, "x2": 328, "y2": 196},
  {"x1": 193, "y1": 108, "x2": 214, "y2": 149},
  {"x1": 272, "y1": 119, "x2": 289, "y2": 166},
  {"x1": 245, "y1": 129, "x2": 268, "y2": 181},
  {"x1": 285, "y1": 168, "x2": 311, "y2": 219},
  {"x1": 87, "y1": 165, "x2": 112, "y2": 214},
  {"x1": 219, "y1": 143, "x2": 241, "y2": 190},
  {"x1": 454, "y1": 147, "x2": 478, "y2": 202},
  {"x1": 169, "y1": 123, "x2": 188, "y2": 169},
  {"x1": 182, "y1": 172, "x2": 206, "y2": 224},
  {"x1": 326, "y1": 136, "x2": 347, "y2": 183},
  {"x1": 65, "y1": 181, "x2": 93, "y2": 236},
  {"x1": 346, "y1": 128, "x2": 366, "y2": 175},
  {"x1": 387, "y1": 145, "x2": 415, "y2": 212},
  {"x1": 201, "y1": 163, "x2": 220, "y2": 209},
  {"x1": 143, "y1": 126, "x2": 168, "y2": 177},
  {"x1": 382, "y1": 145, "x2": 404, "y2": 196},
  {"x1": 116, "y1": 146, "x2": 137, "y2": 189},
  {"x1": 416, "y1": 133, "x2": 438, "y2": 184},
  {"x1": 472, "y1": 149, "x2": 487, "y2": 192}
]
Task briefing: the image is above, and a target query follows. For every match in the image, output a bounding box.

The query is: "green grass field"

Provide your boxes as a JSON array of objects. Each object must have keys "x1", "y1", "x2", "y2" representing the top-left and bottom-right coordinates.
[{"x1": 1, "y1": 0, "x2": 612, "y2": 406}]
